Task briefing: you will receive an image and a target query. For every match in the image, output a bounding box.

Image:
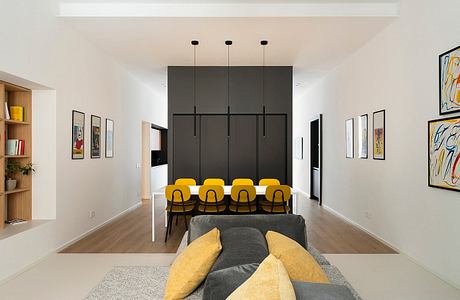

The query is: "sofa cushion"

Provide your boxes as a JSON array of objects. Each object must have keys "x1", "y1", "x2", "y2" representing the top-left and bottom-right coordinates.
[
  {"x1": 211, "y1": 227, "x2": 268, "y2": 272},
  {"x1": 189, "y1": 214, "x2": 307, "y2": 248},
  {"x1": 202, "y1": 263, "x2": 259, "y2": 300},
  {"x1": 292, "y1": 281, "x2": 355, "y2": 300}
]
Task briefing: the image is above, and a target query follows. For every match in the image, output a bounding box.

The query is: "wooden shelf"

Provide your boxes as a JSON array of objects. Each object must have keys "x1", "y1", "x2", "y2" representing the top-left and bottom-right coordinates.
[
  {"x1": 4, "y1": 119, "x2": 30, "y2": 125},
  {"x1": 5, "y1": 155, "x2": 30, "y2": 159},
  {"x1": 5, "y1": 188, "x2": 30, "y2": 195}
]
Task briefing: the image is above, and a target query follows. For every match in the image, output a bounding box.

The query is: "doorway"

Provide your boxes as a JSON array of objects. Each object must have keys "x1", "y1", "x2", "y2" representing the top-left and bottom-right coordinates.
[{"x1": 310, "y1": 114, "x2": 323, "y2": 205}]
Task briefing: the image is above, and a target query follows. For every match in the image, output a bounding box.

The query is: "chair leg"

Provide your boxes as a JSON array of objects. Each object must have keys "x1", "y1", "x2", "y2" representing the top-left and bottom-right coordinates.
[
  {"x1": 169, "y1": 213, "x2": 174, "y2": 235},
  {"x1": 175, "y1": 214, "x2": 178, "y2": 225},
  {"x1": 165, "y1": 212, "x2": 170, "y2": 243},
  {"x1": 183, "y1": 212, "x2": 188, "y2": 231}
]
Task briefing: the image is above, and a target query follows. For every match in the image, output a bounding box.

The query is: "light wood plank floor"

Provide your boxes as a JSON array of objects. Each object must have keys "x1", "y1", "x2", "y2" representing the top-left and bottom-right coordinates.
[{"x1": 61, "y1": 194, "x2": 396, "y2": 254}]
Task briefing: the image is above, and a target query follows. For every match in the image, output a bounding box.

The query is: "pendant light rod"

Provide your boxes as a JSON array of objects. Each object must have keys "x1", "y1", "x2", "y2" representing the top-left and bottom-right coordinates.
[
  {"x1": 261, "y1": 40, "x2": 268, "y2": 137},
  {"x1": 225, "y1": 40, "x2": 232, "y2": 138},
  {"x1": 191, "y1": 40, "x2": 199, "y2": 136}
]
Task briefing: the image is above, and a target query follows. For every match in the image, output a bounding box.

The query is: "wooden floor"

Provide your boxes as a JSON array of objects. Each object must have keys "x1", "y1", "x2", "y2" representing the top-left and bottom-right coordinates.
[{"x1": 61, "y1": 194, "x2": 396, "y2": 254}]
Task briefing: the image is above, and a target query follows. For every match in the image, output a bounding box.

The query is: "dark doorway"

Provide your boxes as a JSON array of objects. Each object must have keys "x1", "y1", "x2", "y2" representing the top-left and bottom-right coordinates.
[{"x1": 310, "y1": 114, "x2": 323, "y2": 205}]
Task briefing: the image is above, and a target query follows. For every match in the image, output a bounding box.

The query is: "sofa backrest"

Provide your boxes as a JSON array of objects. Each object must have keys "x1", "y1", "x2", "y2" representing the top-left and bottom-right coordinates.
[{"x1": 188, "y1": 214, "x2": 307, "y2": 248}]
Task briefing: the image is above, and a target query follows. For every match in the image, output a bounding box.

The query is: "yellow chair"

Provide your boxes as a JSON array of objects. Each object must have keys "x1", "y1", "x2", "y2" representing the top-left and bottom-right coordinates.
[
  {"x1": 198, "y1": 185, "x2": 226, "y2": 213},
  {"x1": 232, "y1": 178, "x2": 254, "y2": 186},
  {"x1": 175, "y1": 178, "x2": 197, "y2": 185},
  {"x1": 165, "y1": 185, "x2": 196, "y2": 242},
  {"x1": 229, "y1": 185, "x2": 257, "y2": 213},
  {"x1": 261, "y1": 185, "x2": 291, "y2": 214},
  {"x1": 203, "y1": 178, "x2": 225, "y2": 186},
  {"x1": 259, "y1": 178, "x2": 280, "y2": 186}
]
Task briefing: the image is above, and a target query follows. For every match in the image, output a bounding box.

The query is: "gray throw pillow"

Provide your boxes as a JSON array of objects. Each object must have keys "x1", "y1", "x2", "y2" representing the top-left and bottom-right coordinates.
[{"x1": 292, "y1": 281, "x2": 356, "y2": 300}]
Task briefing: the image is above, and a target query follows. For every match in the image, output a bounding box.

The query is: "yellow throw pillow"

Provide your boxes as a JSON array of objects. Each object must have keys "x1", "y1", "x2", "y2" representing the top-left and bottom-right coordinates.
[
  {"x1": 227, "y1": 254, "x2": 296, "y2": 300},
  {"x1": 266, "y1": 231, "x2": 329, "y2": 284},
  {"x1": 164, "y1": 228, "x2": 222, "y2": 300}
]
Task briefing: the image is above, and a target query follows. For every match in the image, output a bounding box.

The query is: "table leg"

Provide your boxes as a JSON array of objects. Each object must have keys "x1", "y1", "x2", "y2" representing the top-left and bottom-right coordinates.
[
  {"x1": 165, "y1": 199, "x2": 168, "y2": 228},
  {"x1": 152, "y1": 193, "x2": 155, "y2": 242}
]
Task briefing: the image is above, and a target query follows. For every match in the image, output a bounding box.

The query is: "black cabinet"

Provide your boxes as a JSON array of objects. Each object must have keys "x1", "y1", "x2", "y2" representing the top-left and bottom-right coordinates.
[
  {"x1": 168, "y1": 67, "x2": 194, "y2": 113},
  {"x1": 196, "y1": 67, "x2": 228, "y2": 113},
  {"x1": 229, "y1": 67, "x2": 263, "y2": 113},
  {"x1": 229, "y1": 115, "x2": 258, "y2": 182},
  {"x1": 263, "y1": 67, "x2": 292, "y2": 114},
  {"x1": 172, "y1": 115, "x2": 200, "y2": 181},
  {"x1": 200, "y1": 115, "x2": 229, "y2": 183}
]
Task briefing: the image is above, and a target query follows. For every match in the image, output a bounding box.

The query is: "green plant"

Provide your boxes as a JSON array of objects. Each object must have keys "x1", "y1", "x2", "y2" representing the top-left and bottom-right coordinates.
[
  {"x1": 5, "y1": 161, "x2": 35, "y2": 179},
  {"x1": 19, "y1": 162, "x2": 35, "y2": 175}
]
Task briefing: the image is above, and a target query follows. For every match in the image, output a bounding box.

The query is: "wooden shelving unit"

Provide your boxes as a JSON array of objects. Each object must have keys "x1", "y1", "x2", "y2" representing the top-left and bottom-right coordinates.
[{"x1": 0, "y1": 81, "x2": 32, "y2": 229}]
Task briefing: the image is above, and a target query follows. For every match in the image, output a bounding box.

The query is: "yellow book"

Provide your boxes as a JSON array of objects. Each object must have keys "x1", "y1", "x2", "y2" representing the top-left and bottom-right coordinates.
[{"x1": 9, "y1": 106, "x2": 23, "y2": 122}]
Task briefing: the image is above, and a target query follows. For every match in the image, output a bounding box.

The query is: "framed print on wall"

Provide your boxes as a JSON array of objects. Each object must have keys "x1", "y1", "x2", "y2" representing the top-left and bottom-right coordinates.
[
  {"x1": 439, "y1": 45, "x2": 460, "y2": 115},
  {"x1": 72, "y1": 110, "x2": 85, "y2": 159},
  {"x1": 345, "y1": 118, "x2": 354, "y2": 158},
  {"x1": 373, "y1": 110, "x2": 385, "y2": 160},
  {"x1": 91, "y1": 115, "x2": 101, "y2": 159},
  {"x1": 358, "y1": 114, "x2": 368, "y2": 159},
  {"x1": 105, "y1": 118, "x2": 114, "y2": 158},
  {"x1": 428, "y1": 116, "x2": 460, "y2": 192}
]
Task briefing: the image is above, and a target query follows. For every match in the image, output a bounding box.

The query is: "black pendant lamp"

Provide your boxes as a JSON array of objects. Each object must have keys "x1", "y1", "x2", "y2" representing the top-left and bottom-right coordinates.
[
  {"x1": 261, "y1": 40, "x2": 268, "y2": 137},
  {"x1": 192, "y1": 40, "x2": 199, "y2": 136},
  {"x1": 226, "y1": 40, "x2": 232, "y2": 137}
]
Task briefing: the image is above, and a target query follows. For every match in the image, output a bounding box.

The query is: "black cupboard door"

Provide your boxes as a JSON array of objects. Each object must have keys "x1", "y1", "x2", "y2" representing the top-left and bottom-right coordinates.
[
  {"x1": 264, "y1": 67, "x2": 292, "y2": 114},
  {"x1": 229, "y1": 67, "x2": 263, "y2": 113},
  {"x1": 200, "y1": 116, "x2": 229, "y2": 183},
  {"x1": 173, "y1": 115, "x2": 200, "y2": 182},
  {"x1": 196, "y1": 67, "x2": 228, "y2": 113},
  {"x1": 258, "y1": 115, "x2": 287, "y2": 184},
  {"x1": 229, "y1": 115, "x2": 258, "y2": 183},
  {"x1": 168, "y1": 67, "x2": 194, "y2": 113}
]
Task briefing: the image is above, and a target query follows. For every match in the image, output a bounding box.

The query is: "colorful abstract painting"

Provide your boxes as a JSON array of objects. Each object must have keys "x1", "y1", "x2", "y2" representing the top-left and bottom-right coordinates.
[
  {"x1": 72, "y1": 110, "x2": 85, "y2": 159},
  {"x1": 373, "y1": 110, "x2": 385, "y2": 160},
  {"x1": 429, "y1": 117, "x2": 460, "y2": 191},
  {"x1": 440, "y1": 46, "x2": 460, "y2": 114}
]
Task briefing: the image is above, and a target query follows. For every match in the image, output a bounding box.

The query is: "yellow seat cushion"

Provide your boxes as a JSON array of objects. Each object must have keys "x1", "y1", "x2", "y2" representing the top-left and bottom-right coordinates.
[
  {"x1": 228, "y1": 204, "x2": 257, "y2": 213},
  {"x1": 198, "y1": 204, "x2": 227, "y2": 213},
  {"x1": 227, "y1": 254, "x2": 296, "y2": 300},
  {"x1": 265, "y1": 231, "x2": 329, "y2": 283},
  {"x1": 261, "y1": 205, "x2": 291, "y2": 213},
  {"x1": 166, "y1": 203, "x2": 195, "y2": 213},
  {"x1": 164, "y1": 228, "x2": 222, "y2": 300}
]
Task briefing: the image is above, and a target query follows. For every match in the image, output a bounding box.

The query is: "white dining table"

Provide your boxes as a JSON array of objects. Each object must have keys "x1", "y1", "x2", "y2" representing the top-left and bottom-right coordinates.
[{"x1": 151, "y1": 185, "x2": 299, "y2": 241}]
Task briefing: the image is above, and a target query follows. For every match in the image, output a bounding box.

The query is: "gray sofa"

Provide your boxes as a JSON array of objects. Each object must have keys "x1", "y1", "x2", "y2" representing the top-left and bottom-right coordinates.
[{"x1": 188, "y1": 214, "x2": 360, "y2": 300}]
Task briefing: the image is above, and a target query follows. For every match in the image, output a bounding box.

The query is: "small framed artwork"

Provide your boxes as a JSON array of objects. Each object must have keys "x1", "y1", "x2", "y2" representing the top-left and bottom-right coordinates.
[
  {"x1": 72, "y1": 110, "x2": 85, "y2": 160},
  {"x1": 439, "y1": 45, "x2": 460, "y2": 115},
  {"x1": 358, "y1": 114, "x2": 368, "y2": 159},
  {"x1": 428, "y1": 116, "x2": 460, "y2": 192},
  {"x1": 105, "y1": 118, "x2": 114, "y2": 158},
  {"x1": 373, "y1": 110, "x2": 385, "y2": 160},
  {"x1": 345, "y1": 118, "x2": 354, "y2": 158},
  {"x1": 91, "y1": 115, "x2": 101, "y2": 158},
  {"x1": 294, "y1": 137, "x2": 303, "y2": 160}
]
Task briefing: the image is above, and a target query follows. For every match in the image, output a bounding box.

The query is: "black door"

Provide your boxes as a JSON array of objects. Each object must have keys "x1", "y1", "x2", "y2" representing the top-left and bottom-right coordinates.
[
  {"x1": 229, "y1": 115, "x2": 258, "y2": 183},
  {"x1": 173, "y1": 115, "x2": 200, "y2": 182},
  {"x1": 200, "y1": 115, "x2": 229, "y2": 183},
  {"x1": 258, "y1": 115, "x2": 287, "y2": 184}
]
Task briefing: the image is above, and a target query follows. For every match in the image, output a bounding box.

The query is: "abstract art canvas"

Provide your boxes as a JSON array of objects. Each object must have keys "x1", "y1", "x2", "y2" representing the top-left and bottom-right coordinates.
[
  {"x1": 373, "y1": 110, "x2": 385, "y2": 160},
  {"x1": 358, "y1": 114, "x2": 368, "y2": 159},
  {"x1": 91, "y1": 115, "x2": 101, "y2": 158},
  {"x1": 106, "y1": 118, "x2": 114, "y2": 158},
  {"x1": 428, "y1": 116, "x2": 460, "y2": 191},
  {"x1": 346, "y1": 118, "x2": 354, "y2": 158},
  {"x1": 440, "y1": 45, "x2": 460, "y2": 115},
  {"x1": 72, "y1": 110, "x2": 85, "y2": 159}
]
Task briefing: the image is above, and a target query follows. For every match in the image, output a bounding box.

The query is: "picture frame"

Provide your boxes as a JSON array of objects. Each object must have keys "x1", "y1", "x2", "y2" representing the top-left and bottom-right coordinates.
[
  {"x1": 439, "y1": 45, "x2": 460, "y2": 115},
  {"x1": 428, "y1": 116, "x2": 460, "y2": 192},
  {"x1": 105, "y1": 118, "x2": 114, "y2": 158},
  {"x1": 358, "y1": 114, "x2": 368, "y2": 159},
  {"x1": 345, "y1": 118, "x2": 354, "y2": 159},
  {"x1": 373, "y1": 110, "x2": 385, "y2": 160},
  {"x1": 91, "y1": 115, "x2": 101, "y2": 159},
  {"x1": 294, "y1": 137, "x2": 303, "y2": 160},
  {"x1": 71, "y1": 110, "x2": 85, "y2": 160}
]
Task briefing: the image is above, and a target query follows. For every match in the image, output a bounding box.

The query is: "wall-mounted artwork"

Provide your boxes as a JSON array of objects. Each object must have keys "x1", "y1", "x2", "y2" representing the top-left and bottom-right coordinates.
[
  {"x1": 91, "y1": 115, "x2": 101, "y2": 159},
  {"x1": 358, "y1": 114, "x2": 368, "y2": 159},
  {"x1": 373, "y1": 110, "x2": 385, "y2": 160},
  {"x1": 294, "y1": 137, "x2": 303, "y2": 160},
  {"x1": 105, "y1": 118, "x2": 114, "y2": 158},
  {"x1": 440, "y1": 45, "x2": 460, "y2": 115},
  {"x1": 428, "y1": 116, "x2": 460, "y2": 191},
  {"x1": 72, "y1": 110, "x2": 85, "y2": 160},
  {"x1": 346, "y1": 118, "x2": 354, "y2": 158}
]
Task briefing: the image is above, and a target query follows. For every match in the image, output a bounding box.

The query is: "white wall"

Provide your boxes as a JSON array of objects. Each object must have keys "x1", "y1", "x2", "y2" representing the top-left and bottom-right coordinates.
[
  {"x1": 293, "y1": 0, "x2": 460, "y2": 288},
  {"x1": 0, "y1": 0, "x2": 167, "y2": 281}
]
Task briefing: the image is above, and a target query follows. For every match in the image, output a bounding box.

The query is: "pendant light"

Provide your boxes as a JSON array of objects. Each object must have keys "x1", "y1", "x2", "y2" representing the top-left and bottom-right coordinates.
[
  {"x1": 191, "y1": 40, "x2": 199, "y2": 136},
  {"x1": 225, "y1": 40, "x2": 232, "y2": 137},
  {"x1": 261, "y1": 40, "x2": 268, "y2": 137}
]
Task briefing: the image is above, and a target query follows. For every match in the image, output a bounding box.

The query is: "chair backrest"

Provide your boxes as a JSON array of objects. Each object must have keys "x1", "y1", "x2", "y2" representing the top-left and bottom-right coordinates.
[
  {"x1": 203, "y1": 178, "x2": 225, "y2": 186},
  {"x1": 175, "y1": 178, "x2": 197, "y2": 186},
  {"x1": 259, "y1": 178, "x2": 280, "y2": 186},
  {"x1": 265, "y1": 185, "x2": 291, "y2": 203},
  {"x1": 165, "y1": 185, "x2": 191, "y2": 203},
  {"x1": 231, "y1": 185, "x2": 256, "y2": 203},
  {"x1": 232, "y1": 178, "x2": 254, "y2": 186},
  {"x1": 198, "y1": 185, "x2": 224, "y2": 203}
]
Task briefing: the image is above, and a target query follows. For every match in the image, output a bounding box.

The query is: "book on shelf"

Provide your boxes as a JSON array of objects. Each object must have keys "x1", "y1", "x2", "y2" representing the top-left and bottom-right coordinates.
[
  {"x1": 4, "y1": 102, "x2": 10, "y2": 120},
  {"x1": 5, "y1": 218, "x2": 27, "y2": 225},
  {"x1": 6, "y1": 139, "x2": 25, "y2": 156},
  {"x1": 9, "y1": 106, "x2": 23, "y2": 122}
]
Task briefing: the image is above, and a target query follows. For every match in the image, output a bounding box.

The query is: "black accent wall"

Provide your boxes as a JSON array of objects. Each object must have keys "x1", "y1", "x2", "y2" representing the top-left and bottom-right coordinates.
[{"x1": 168, "y1": 66, "x2": 292, "y2": 185}]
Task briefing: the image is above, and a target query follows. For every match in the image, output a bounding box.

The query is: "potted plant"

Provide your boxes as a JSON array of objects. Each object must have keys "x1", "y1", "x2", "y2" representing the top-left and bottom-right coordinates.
[{"x1": 5, "y1": 161, "x2": 35, "y2": 191}]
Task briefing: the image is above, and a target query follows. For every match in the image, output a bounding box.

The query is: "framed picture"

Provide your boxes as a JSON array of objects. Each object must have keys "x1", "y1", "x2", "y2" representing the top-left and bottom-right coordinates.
[
  {"x1": 428, "y1": 116, "x2": 460, "y2": 192},
  {"x1": 345, "y1": 118, "x2": 354, "y2": 158},
  {"x1": 105, "y1": 118, "x2": 114, "y2": 158},
  {"x1": 294, "y1": 137, "x2": 303, "y2": 160},
  {"x1": 72, "y1": 110, "x2": 85, "y2": 159},
  {"x1": 439, "y1": 45, "x2": 460, "y2": 115},
  {"x1": 373, "y1": 110, "x2": 385, "y2": 160},
  {"x1": 358, "y1": 114, "x2": 368, "y2": 159},
  {"x1": 91, "y1": 115, "x2": 101, "y2": 158}
]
